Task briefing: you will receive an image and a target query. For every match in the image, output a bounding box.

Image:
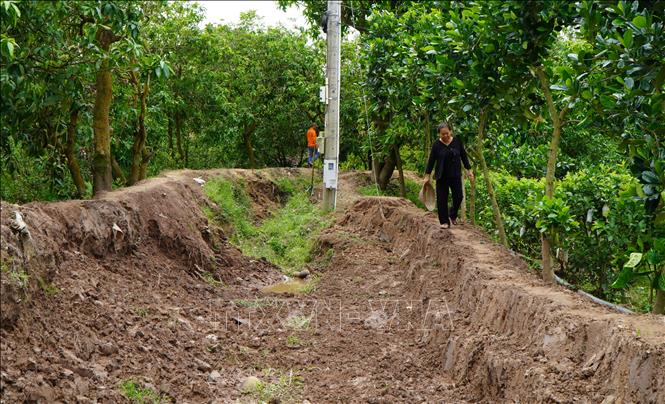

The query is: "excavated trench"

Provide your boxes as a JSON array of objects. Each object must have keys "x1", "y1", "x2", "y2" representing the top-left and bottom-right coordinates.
[
  {"x1": 336, "y1": 197, "x2": 665, "y2": 403},
  {"x1": 0, "y1": 169, "x2": 663, "y2": 403}
]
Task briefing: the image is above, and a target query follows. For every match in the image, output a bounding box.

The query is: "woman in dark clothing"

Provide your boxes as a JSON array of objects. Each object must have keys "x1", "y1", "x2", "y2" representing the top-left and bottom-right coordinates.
[{"x1": 424, "y1": 122, "x2": 475, "y2": 228}]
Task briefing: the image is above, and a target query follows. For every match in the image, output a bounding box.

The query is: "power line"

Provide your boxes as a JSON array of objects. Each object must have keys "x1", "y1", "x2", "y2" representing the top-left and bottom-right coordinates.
[{"x1": 348, "y1": 0, "x2": 386, "y2": 219}]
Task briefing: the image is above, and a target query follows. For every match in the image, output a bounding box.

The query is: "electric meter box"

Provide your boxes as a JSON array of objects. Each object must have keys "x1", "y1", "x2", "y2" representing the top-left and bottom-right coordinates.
[
  {"x1": 323, "y1": 159, "x2": 337, "y2": 189},
  {"x1": 316, "y1": 132, "x2": 325, "y2": 154},
  {"x1": 319, "y1": 86, "x2": 328, "y2": 104}
]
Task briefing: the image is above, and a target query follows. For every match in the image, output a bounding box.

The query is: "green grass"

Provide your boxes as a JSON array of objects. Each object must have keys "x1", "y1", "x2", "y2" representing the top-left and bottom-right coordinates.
[
  {"x1": 299, "y1": 274, "x2": 321, "y2": 294},
  {"x1": 358, "y1": 177, "x2": 426, "y2": 210},
  {"x1": 249, "y1": 369, "x2": 304, "y2": 403},
  {"x1": 203, "y1": 177, "x2": 256, "y2": 238},
  {"x1": 8, "y1": 269, "x2": 29, "y2": 289},
  {"x1": 286, "y1": 335, "x2": 303, "y2": 348},
  {"x1": 133, "y1": 307, "x2": 150, "y2": 318},
  {"x1": 204, "y1": 175, "x2": 332, "y2": 276},
  {"x1": 201, "y1": 271, "x2": 223, "y2": 287},
  {"x1": 233, "y1": 298, "x2": 274, "y2": 308},
  {"x1": 37, "y1": 276, "x2": 58, "y2": 297},
  {"x1": 119, "y1": 380, "x2": 166, "y2": 404}
]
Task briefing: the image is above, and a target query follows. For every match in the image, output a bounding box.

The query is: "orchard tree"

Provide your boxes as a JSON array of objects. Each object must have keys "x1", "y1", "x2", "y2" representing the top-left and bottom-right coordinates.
[{"x1": 580, "y1": 0, "x2": 665, "y2": 312}]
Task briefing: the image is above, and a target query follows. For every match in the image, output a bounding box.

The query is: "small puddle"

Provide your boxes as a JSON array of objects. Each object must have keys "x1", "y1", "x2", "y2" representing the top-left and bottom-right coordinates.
[{"x1": 260, "y1": 279, "x2": 307, "y2": 295}]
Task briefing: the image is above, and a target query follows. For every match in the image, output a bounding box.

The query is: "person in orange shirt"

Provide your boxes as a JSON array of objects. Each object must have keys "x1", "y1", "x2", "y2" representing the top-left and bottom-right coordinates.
[{"x1": 307, "y1": 123, "x2": 319, "y2": 167}]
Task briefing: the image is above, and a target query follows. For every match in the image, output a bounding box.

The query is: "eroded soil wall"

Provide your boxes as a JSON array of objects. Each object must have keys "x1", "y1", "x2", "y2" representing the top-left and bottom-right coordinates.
[{"x1": 338, "y1": 198, "x2": 664, "y2": 403}]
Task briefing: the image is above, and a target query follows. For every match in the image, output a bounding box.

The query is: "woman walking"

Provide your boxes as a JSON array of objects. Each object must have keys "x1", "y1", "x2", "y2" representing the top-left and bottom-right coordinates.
[{"x1": 424, "y1": 122, "x2": 474, "y2": 228}]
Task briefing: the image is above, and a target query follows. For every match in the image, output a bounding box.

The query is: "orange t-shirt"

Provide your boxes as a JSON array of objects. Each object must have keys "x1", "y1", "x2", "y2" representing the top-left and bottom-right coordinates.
[{"x1": 307, "y1": 127, "x2": 317, "y2": 147}]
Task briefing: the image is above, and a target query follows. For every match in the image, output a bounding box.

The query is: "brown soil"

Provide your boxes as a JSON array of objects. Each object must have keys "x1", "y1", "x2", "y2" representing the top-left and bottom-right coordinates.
[{"x1": 1, "y1": 168, "x2": 663, "y2": 403}]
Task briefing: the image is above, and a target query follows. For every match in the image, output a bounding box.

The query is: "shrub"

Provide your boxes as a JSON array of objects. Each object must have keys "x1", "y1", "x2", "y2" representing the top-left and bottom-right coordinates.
[{"x1": 470, "y1": 165, "x2": 651, "y2": 308}]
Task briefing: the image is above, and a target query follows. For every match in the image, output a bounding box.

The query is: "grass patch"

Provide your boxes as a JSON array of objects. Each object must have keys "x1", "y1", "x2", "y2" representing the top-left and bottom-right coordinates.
[
  {"x1": 233, "y1": 298, "x2": 273, "y2": 308},
  {"x1": 201, "y1": 271, "x2": 222, "y2": 287},
  {"x1": 203, "y1": 177, "x2": 255, "y2": 238},
  {"x1": 249, "y1": 369, "x2": 304, "y2": 403},
  {"x1": 299, "y1": 274, "x2": 320, "y2": 294},
  {"x1": 119, "y1": 380, "x2": 166, "y2": 403},
  {"x1": 286, "y1": 335, "x2": 303, "y2": 348},
  {"x1": 241, "y1": 195, "x2": 331, "y2": 275},
  {"x1": 204, "y1": 175, "x2": 332, "y2": 276},
  {"x1": 358, "y1": 178, "x2": 426, "y2": 210},
  {"x1": 8, "y1": 269, "x2": 29, "y2": 289},
  {"x1": 133, "y1": 307, "x2": 150, "y2": 318},
  {"x1": 37, "y1": 276, "x2": 58, "y2": 297}
]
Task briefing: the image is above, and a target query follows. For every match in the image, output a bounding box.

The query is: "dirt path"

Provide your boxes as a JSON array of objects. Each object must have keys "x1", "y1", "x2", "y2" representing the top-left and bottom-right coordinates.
[{"x1": 1, "y1": 168, "x2": 663, "y2": 403}]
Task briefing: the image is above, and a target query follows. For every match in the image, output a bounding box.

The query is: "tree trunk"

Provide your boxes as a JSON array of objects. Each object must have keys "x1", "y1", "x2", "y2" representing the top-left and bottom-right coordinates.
[
  {"x1": 469, "y1": 173, "x2": 476, "y2": 225},
  {"x1": 64, "y1": 107, "x2": 86, "y2": 198},
  {"x1": 92, "y1": 28, "x2": 116, "y2": 197},
  {"x1": 423, "y1": 109, "x2": 431, "y2": 174},
  {"x1": 175, "y1": 111, "x2": 185, "y2": 167},
  {"x1": 139, "y1": 148, "x2": 152, "y2": 180},
  {"x1": 393, "y1": 144, "x2": 406, "y2": 198},
  {"x1": 128, "y1": 76, "x2": 150, "y2": 186},
  {"x1": 654, "y1": 288, "x2": 665, "y2": 315},
  {"x1": 376, "y1": 147, "x2": 397, "y2": 190},
  {"x1": 184, "y1": 130, "x2": 189, "y2": 167},
  {"x1": 111, "y1": 156, "x2": 126, "y2": 185},
  {"x1": 369, "y1": 118, "x2": 395, "y2": 190},
  {"x1": 477, "y1": 108, "x2": 508, "y2": 247},
  {"x1": 243, "y1": 122, "x2": 258, "y2": 169},
  {"x1": 536, "y1": 65, "x2": 568, "y2": 284},
  {"x1": 167, "y1": 116, "x2": 174, "y2": 158}
]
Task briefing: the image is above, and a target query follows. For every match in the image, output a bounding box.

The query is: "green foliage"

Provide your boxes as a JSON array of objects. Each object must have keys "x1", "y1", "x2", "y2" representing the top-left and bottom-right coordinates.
[
  {"x1": 8, "y1": 269, "x2": 29, "y2": 289},
  {"x1": 611, "y1": 238, "x2": 665, "y2": 309},
  {"x1": 205, "y1": 175, "x2": 331, "y2": 275},
  {"x1": 472, "y1": 165, "x2": 653, "y2": 307},
  {"x1": 119, "y1": 380, "x2": 166, "y2": 404},
  {"x1": 133, "y1": 307, "x2": 149, "y2": 318},
  {"x1": 1, "y1": 2, "x2": 324, "y2": 202},
  {"x1": 233, "y1": 298, "x2": 274, "y2": 308},
  {"x1": 204, "y1": 177, "x2": 255, "y2": 239},
  {"x1": 37, "y1": 277, "x2": 59, "y2": 297},
  {"x1": 1, "y1": 0, "x2": 663, "y2": 314},
  {"x1": 532, "y1": 196, "x2": 579, "y2": 238},
  {"x1": 250, "y1": 368, "x2": 304, "y2": 403},
  {"x1": 286, "y1": 335, "x2": 302, "y2": 348},
  {"x1": 242, "y1": 193, "x2": 330, "y2": 274},
  {"x1": 1, "y1": 137, "x2": 81, "y2": 202}
]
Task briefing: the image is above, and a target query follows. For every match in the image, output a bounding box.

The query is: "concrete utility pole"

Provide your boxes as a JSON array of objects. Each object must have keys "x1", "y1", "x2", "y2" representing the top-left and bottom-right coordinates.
[{"x1": 322, "y1": 0, "x2": 341, "y2": 210}]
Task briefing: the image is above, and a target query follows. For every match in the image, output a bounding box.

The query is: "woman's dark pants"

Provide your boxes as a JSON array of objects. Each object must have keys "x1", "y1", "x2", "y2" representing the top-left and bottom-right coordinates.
[{"x1": 436, "y1": 176, "x2": 463, "y2": 225}]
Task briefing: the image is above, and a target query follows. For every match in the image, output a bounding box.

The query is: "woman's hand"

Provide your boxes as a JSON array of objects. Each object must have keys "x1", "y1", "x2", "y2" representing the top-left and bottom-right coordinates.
[
  {"x1": 424, "y1": 174, "x2": 431, "y2": 184},
  {"x1": 466, "y1": 169, "x2": 475, "y2": 182}
]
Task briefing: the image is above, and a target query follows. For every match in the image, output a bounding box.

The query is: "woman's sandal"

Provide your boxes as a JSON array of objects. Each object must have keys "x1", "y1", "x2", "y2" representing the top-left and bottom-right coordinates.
[{"x1": 440, "y1": 223, "x2": 450, "y2": 229}]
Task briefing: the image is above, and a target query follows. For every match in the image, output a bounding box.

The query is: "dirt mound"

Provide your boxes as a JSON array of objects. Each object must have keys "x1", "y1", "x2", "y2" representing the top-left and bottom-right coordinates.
[
  {"x1": 1, "y1": 170, "x2": 662, "y2": 403},
  {"x1": 336, "y1": 197, "x2": 665, "y2": 403},
  {"x1": 0, "y1": 170, "x2": 285, "y2": 402}
]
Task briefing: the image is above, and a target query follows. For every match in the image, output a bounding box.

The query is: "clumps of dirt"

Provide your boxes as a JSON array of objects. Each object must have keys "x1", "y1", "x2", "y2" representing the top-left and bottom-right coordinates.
[
  {"x1": 0, "y1": 171, "x2": 286, "y2": 402},
  {"x1": 337, "y1": 197, "x2": 665, "y2": 403}
]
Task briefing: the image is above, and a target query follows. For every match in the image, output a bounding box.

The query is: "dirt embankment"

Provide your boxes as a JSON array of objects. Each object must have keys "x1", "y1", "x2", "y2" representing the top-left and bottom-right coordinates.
[
  {"x1": 0, "y1": 170, "x2": 289, "y2": 402},
  {"x1": 1, "y1": 169, "x2": 663, "y2": 403},
  {"x1": 336, "y1": 197, "x2": 665, "y2": 403}
]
